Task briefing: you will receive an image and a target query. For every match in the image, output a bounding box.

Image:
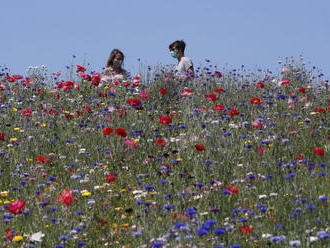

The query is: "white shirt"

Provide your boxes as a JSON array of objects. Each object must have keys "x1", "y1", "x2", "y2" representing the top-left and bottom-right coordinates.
[{"x1": 175, "y1": 57, "x2": 193, "y2": 76}]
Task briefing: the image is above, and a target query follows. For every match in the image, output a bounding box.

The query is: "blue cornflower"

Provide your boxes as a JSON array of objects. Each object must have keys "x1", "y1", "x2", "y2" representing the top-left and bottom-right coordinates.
[
  {"x1": 151, "y1": 241, "x2": 163, "y2": 247},
  {"x1": 186, "y1": 208, "x2": 197, "y2": 215},
  {"x1": 196, "y1": 228, "x2": 208, "y2": 236},
  {"x1": 164, "y1": 205, "x2": 174, "y2": 210},
  {"x1": 214, "y1": 228, "x2": 225, "y2": 235},
  {"x1": 133, "y1": 231, "x2": 142, "y2": 237}
]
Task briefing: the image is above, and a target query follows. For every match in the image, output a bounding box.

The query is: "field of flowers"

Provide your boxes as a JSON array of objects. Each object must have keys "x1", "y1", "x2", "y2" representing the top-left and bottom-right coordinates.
[{"x1": 0, "y1": 59, "x2": 329, "y2": 248}]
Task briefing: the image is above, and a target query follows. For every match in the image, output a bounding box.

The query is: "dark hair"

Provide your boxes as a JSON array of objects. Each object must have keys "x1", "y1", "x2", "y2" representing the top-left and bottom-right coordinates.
[
  {"x1": 106, "y1": 49, "x2": 125, "y2": 71},
  {"x1": 169, "y1": 40, "x2": 186, "y2": 53}
]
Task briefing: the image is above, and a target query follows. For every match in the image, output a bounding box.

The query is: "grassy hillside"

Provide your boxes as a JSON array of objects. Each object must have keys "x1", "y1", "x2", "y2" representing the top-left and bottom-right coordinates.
[{"x1": 0, "y1": 60, "x2": 329, "y2": 247}]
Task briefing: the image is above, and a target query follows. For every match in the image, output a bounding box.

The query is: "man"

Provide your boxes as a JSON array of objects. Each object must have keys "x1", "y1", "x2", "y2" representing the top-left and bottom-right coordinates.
[{"x1": 168, "y1": 40, "x2": 194, "y2": 80}]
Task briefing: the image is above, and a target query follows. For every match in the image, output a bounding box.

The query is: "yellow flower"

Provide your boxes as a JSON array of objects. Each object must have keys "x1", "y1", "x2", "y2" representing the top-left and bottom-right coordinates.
[
  {"x1": 4, "y1": 201, "x2": 11, "y2": 204},
  {"x1": 121, "y1": 223, "x2": 129, "y2": 227},
  {"x1": 63, "y1": 111, "x2": 69, "y2": 114},
  {"x1": 177, "y1": 158, "x2": 183, "y2": 161},
  {"x1": 41, "y1": 123, "x2": 46, "y2": 127},
  {"x1": 268, "y1": 144, "x2": 273, "y2": 148},
  {"x1": 101, "y1": 102, "x2": 105, "y2": 105},
  {"x1": 157, "y1": 217, "x2": 163, "y2": 221},
  {"x1": 81, "y1": 192, "x2": 91, "y2": 197},
  {"x1": 14, "y1": 127, "x2": 20, "y2": 131},
  {"x1": 298, "y1": 121, "x2": 304, "y2": 125},
  {"x1": 244, "y1": 140, "x2": 251, "y2": 145},
  {"x1": 49, "y1": 90, "x2": 55, "y2": 93},
  {"x1": 1, "y1": 191, "x2": 8, "y2": 197},
  {"x1": 13, "y1": 235, "x2": 23, "y2": 242},
  {"x1": 103, "y1": 165, "x2": 108, "y2": 168},
  {"x1": 133, "y1": 139, "x2": 139, "y2": 142},
  {"x1": 12, "y1": 108, "x2": 18, "y2": 112},
  {"x1": 99, "y1": 185, "x2": 105, "y2": 189},
  {"x1": 120, "y1": 189, "x2": 127, "y2": 193},
  {"x1": 10, "y1": 137, "x2": 18, "y2": 142}
]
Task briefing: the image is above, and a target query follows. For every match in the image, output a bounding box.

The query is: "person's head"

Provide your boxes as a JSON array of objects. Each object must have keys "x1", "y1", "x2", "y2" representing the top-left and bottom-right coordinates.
[
  {"x1": 106, "y1": 49, "x2": 124, "y2": 70},
  {"x1": 169, "y1": 40, "x2": 186, "y2": 58}
]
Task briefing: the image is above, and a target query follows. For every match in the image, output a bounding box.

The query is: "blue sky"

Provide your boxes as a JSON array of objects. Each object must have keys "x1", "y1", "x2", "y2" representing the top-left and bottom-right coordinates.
[{"x1": 1, "y1": 0, "x2": 330, "y2": 77}]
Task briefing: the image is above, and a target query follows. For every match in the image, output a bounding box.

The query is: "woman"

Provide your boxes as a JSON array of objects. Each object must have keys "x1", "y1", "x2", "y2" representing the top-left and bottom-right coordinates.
[{"x1": 102, "y1": 49, "x2": 127, "y2": 84}]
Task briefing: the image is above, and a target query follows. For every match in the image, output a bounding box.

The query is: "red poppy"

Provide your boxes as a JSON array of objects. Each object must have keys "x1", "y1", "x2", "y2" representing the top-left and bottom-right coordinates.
[
  {"x1": 214, "y1": 88, "x2": 224, "y2": 93},
  {"x1": 213, "y1": 71, "x2": 223, "y2": 78},
  {"x1": 57, "y1": 82, "x2": 64, "y2": 89},
  {"x1": 22, "y1": 108, "x2": 32, "y2": 117},
  {"x1": 116, "y1": 128, "x2": 127, "y2": 137},
  {"x1": 64, "y1": 81, "x2": 74, "y2": 87},
  {"x1": 7, "y1": 76, "x2": 16, "y2": 82},
  {"x1": 103, "y1": 127, "x2": 113, "y2": 135},
  {"x1": 123, "y1": 81, "x2": 130, "y2": 87},
  {"x1": 195, "y1": 144, "x2": 206, "y2": 151},
  {"x1": 106, "y1": 173, "x2": 116, "y2": 183},
  {"x1": 63, "y1": 86, "x2": 72, "y2": 92},
  {"x1": 82, "y1": 105, "x2": 92, "y2": 112},
  {"x1": 92, "y1": 73, "x2": 101, "y2": 86},
  {"x1": 230, "y1": 108, "x2": 239, "y2": 116},
  {"x1": 159, "y1": 88, "x2": 167, "y2": 95},
  {"x1": 298, "y1": 87, "x2": 306, "y2": 93},
  {"x1": 250, "y1": 97, "x2": 263, "y2": 104},
  {"x1": 57, "y1": 189, "x2": 76, "y2": 206},
  {"x1": 214, "y1": 104, "x2": 225, "y2": 111},
  {"x1": 37, "y1": 156, "x2": 45, "y2": 163},
  {"x1": 239, "y1": 225, "x2": 253, "y2": 234},
  {"x1": 256, "y1": 82, "x2": 265, "y2": 88},
  {"x1": 295, "y1": 153, "x2": 304, "y2": 160},
  {"x1": 65, "y1": 113, "x2": 74, "y2": 119},
  {"x1": 84, "y1": 74, "x2": 92, "y2": 81},
  {"x1": 5, "y1": 229, "x2": 13, "y2": 240},
  {"x1": 225, "y1": 186, "x2": 239, "y2": 194},
  {"x1": 159, "y1": 115, "x2": 172, "y2": 124},
  {"x1": 315, "y1": 108, "x2": 325, "y2": 113},
  {"x1": 205, "y1": 94, "x2": 217, "y2": 101},
  {"x1": 155, "y1": 139, "x2": 165, "y2": 146},
  {"x1": 76, "y1": 65, "x2": 86, "y2": 72},
  {"x1": 313, "y1": 148, "x2": 325, "y2": 156},
  {"x1": 13, "y1": 75, "x2": 23, "y2": 80},
  {"x1": 8, "y1": 200, "x2": 26, "y2": 214},
  {"x1": 0, "y1": 133, "x2": 4, "y2": 141},
  {"x1": 127, "y1": 98, "x2": 141, "y2": 106},
  {"x1": 281, "y1": 78, "x2": 291, "y2": 85}
]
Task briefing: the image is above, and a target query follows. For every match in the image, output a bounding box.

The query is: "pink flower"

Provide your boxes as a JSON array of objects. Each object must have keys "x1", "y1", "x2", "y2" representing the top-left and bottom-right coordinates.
[
  {"x1": 252, "y1": 120, "x2": 263, "y2": 129},
  {"x1": 134, "y1": 74, "x2": 141, "y2": 80},
  {"x1": 55, "y1": 72, "x2": 61, "y2": 76},
  {"x1": 281, "y1": 78, "x2": 291, "y2": 85},
  {"x1": 124, "y1": 140, "x2": 137, "y2": 148},
  {"x1": 181, "y1": 89, "x2": 193, "y2": 96},
  {"x1": 8, "y1": 200, "x2": 26, "y2": 214},
  {"x1": 138, "y1": 91, "x2": 150, "y2": 99},
  {"x1": 257, "y1": 146, "x2": 266, "y2": 154}
]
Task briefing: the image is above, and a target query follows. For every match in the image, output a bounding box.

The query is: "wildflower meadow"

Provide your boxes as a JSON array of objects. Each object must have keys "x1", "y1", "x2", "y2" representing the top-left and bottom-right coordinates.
[{"x1": 0, "y1": 58, "x2": 329, "y2": 248}]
